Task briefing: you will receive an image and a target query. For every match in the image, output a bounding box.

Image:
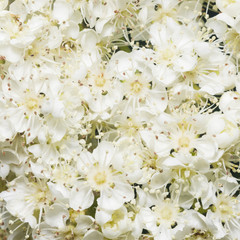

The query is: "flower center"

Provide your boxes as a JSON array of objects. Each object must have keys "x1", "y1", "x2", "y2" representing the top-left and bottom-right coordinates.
[
  {"x1": 26, "y1": 98, "x2": 39, "y2": 110},
  {"x1": 154, "y1": 5, "x2": 177, "y2": 21},
  {"x1": 131, "y1": 80, "x2": 143, "y2": 94},
  {"x1": 178, "y1": 136, "x2": 190, "y2": 148},
  {"x1": 159, "y1": 207, "x2": 173, "y2": 220},
  {"x1": 153, "y1": 201, "x2": 179, "y2": 228},
  {"x1": 94, "y1": 171, "x2": 107, "y2": 185},
  {"x1": 103, "y1": 209, "x2": 125, "y2": 228},
  {"x1": 94, "y1": 75, "x2": 106, "y2": 87},
  {"x1": 113, "y1": 4, "x2": 137, "y2": 28},
  {"x1": 52, "y1": 165, "x2": 77, "y2": 186},
  {"x1": 25, "y1": 183, "x2": 49, "y2": 205},
  {"x1": 219, "y1": 203, "x2": 233, "y2": 215},
  {"x1": 160, "y1": 46, "x2": 176, "y2": 63},
  {"x1": 64, "y1": 226, "x2": 76, "y2": 240},
  {"x1": 214, "y1": 194, "x2": 236, "y2": 222},
  {"x1": 87, "y1": 166, "x2": 113, "y2": 191}
]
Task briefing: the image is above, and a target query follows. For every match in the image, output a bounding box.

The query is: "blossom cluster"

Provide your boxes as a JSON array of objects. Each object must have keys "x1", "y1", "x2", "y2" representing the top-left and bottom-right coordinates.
[{"x1": 0, "y1": 0, "x2": 240, "y2": 239}]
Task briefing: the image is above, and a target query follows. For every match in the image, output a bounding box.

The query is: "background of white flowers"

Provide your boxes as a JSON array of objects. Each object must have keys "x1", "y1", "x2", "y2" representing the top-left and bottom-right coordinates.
[{"x1": 0, "y1": 0, "x2": 240, "y2": 239}]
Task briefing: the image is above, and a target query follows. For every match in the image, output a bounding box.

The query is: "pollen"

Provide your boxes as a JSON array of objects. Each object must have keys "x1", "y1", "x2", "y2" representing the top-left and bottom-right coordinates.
[
  {"x1": 87, "y1": 166, "x2": 113, "y2": 191},
  {"x1": 130, "y1": 80, "x2": 143, "y2": 94},
  {"x1": 25, "y1": 183, "x2": 50, "y2": 205},
  {"x1": 153, "y1": 200, "x2": 179, "y2": 228},
  {"x1": 215, "y1": 194, "x2": 237, "y2": 222},
  {"x1": 94, "y1": 171, "x2": 107, "y2": 185},
  {"x1": 178, "y1": 136, "x2": 190, "y2": 148},
  {"x1": 94, "y1": 75, "x2": 106, "y2": 87},
  {"x1": 103, "y1": 209, "x2": 125, "y2": 228},
  {"x1": 26, "y1": 98, "x2": 39, "y2": 110}
]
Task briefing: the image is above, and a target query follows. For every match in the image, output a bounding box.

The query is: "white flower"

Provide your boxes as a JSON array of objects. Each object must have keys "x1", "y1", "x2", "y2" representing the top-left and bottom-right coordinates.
[
  {"x1": 206, "y1": 113, "x2": 239, "y2": 148},
  {"x1": 79, "y1": 61, "x2": 123, "y2": 113},
  {"x1": 33, "y1": 207, "x2": 103, "y2": 240},
  {"x1": 207, "y1": 13, "x2": 240, "y2": 57},
  {"x1": 0, "y1": 0, "x2": 240, "y2": 239},
  {"x1": 140, "y1": 195, "x2": 184, "y2": 240},
  {"x1": 0, "y1": 12, "x2": 44, "y2": 63},
  {"x1": 91, "y1": 0, "x2": 139, "y2": 35},
  {"x1": 0, "y1": 177, "x2": 52, "y2": 228},
  {"x1": 149, "y1": 18, "x2": 197, "y2": 72},
  {"x1": 109, "y1": 51, "x2": 168, "y2": 114},
  {"x1": 182, "y1": 42, "x2": 236, "y2": 94},
  {"x1": 70, "y1": 141, "x2": 134, "y2": 211},
  {"x1": 207, "y1": 193, "x2": 240, "y2": 239},
  {"x1": 113, "y1": 140, "x2": 144, "y2": 183},
  {"x1": 14, "y1": 0, "x2": 49, "y2": 13},
  {"x1": 174, "y1": 210, "x2": 219, "y2": 240},
  {"x1": 1, "y1": 75, "x2": 47, "y2": 140},
  {"x1": 140, "y1": 112, "x2": 219, "y2": 161},
  {"x1": 95, "y1": 206, "x2": 132, "y2": 239},
  {"x1": 219, "y1": 91, "x2": 240, "y2": 122}
]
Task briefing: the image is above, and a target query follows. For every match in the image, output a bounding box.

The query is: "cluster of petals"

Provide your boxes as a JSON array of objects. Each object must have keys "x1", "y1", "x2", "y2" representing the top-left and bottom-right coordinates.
[{"x1": 0, "y1": 0, "x2": 240, "y2": 240}]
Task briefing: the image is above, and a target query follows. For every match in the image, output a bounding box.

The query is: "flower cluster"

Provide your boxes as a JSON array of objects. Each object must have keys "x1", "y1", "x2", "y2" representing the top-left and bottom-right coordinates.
[{"x1": 0, "y1": 0, "x2": 240, "y2": 239}]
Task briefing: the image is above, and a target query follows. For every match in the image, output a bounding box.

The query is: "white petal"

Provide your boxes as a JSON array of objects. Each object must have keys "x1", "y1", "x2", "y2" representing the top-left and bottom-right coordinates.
[
  {"x1": 30, "y1": 161, "x2": 45, "y2": 178},
  {"x1": 163, "y1": 156, "x2": 185, "y2": 167},
  {"x1": 95, "y1": 208, "x2": 112, "y2": 225},
  {"x1": 83, "y1": 230, "x2": 103, "y2": 240},
  {"x1": 234, "y1": 16, "x2": 240, "y2": 34},
  {"x1": 70, "y1": 183, "x2": 94, "y2": 210},
  {"x1": 45, "y1": 204, "x2": 69, "y2": 229},
  {"x1": 216, "y1": 13, "x2": 234, "y2": 26},
  {"x1": 53, "y1": 0, "x2": 73, "y2": 22},
  {"x1": 216, "y1": 0, "x2": 240, "y2": 17},
  {"x1": 9, "y1": 0, "x2": 27, "y2": 21},
  {"x1": 48, "y1": 182, "x2": 69, "y2": 201},
  {"x1": 77, "y1": 151, "x2": 94, "y2": 175},
  {"x1": 0, "y1": 118, "x2": 15, "y2": 140},
  {"x1": 92, "y1": 141, "x2": 115, "y2": 167},
  {"x1": 98, "y1": 182, "x2": 133, "y2": 210},
  {"x1": 146, "y1": 85, "x2": 168, "y2": 113},
  {"x1": 0, "y1": 30, "x2": 9, "y2": 42},
  {"x1": 63, "y1": 22, "x2": 79, "y2": 39},
  {"x1": 195, "y1": 136, "x2": 218, "y2": 160},
  {"x1": 79, "y1": 29, "x2": 99, "y2": 50},
  {"x1": 140, "y1": 130, "x2": 171, "y2": 157},
  {"x1": 0, "y1": 149, "x2": 19, "y2": 164},
  {"x1": 0, "y1": 45, "x2": 22, "y2": 63},
  {"x1": 174, "y1": 54, "x2": 197, "y2": 72},
  {"x1": 28, "y1": 144, "x2": 42, "y2": 158},
  {"x1": 47, "y1": 118, "x2": 66, "y2": 143},
  {"x1": 206, "y1": 18, "x2": 227, "y2": 38},
  {"x1": 113, "y1": 180, "x2": 134, "y2": 202},
  {"x1": 47, "y1": 26, "x2": 63, "y2": 49},
  {"x1": 76, "y1": 215, "x2": 94, "y2": 231},
  {"x1": 150, "y1": 171, "x2": 171, "y2": 189},
  {"x1": 98, "y1": 188, "x2": 123, "y2": 210},
  {"x1": 0, "y1": 0, "x2": 7, "y2": 10},
  {"x1": 0, "y1": 163, "x2": 10, "y2": 179}
]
